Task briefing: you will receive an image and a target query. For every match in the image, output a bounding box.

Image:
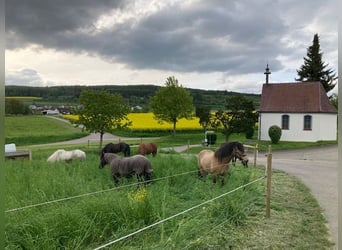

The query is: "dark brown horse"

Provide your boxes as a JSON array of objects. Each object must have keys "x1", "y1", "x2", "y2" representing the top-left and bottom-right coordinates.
[
  {"x1": 137, "y1": 142, "x2": 158, "y2": 157},
  {"x1": 99, "y1": 153, "x2": 153, "y2": 186},
  {"x1": 101, "y1": 142, "x2": 131, "y2": 157},
  {"x1": 197, "y1": 141, "x2": 248, "y2": 185}
]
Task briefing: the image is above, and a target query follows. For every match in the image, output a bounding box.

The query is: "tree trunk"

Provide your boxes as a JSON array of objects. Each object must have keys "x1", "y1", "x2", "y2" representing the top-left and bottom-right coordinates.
[
  {"x1": 99, "y1": 131, "x2": 104, "y2": 155},
  {"x1": 224, "y1": 129, "x2": 231, "y2": 142},
  {"x1": 173, "y1": 121, "x2": 177, "y2": 137}
]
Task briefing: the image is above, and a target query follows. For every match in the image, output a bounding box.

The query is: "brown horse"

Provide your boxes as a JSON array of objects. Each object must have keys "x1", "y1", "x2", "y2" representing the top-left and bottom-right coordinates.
[
  {"x1": 197, "y1": 141, "x2": 248, "y2": 185},
  {"x1": 137, "y1": 142, "x2": 158, "y2": 157}
]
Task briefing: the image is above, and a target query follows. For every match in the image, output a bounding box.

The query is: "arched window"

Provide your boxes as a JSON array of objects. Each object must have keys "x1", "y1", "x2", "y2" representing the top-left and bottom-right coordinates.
[
  {"x1": 281, "y1": 115, "x2": 289, "y2": 130},
  {"x1": 304, "y1": 115, "x2": 312, "y2": 130}
]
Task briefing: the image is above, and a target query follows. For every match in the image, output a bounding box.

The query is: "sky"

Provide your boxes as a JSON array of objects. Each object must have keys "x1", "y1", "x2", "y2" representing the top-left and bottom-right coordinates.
[{"x1": 5, "y1": 0, "x2": 338, "y2": 94}]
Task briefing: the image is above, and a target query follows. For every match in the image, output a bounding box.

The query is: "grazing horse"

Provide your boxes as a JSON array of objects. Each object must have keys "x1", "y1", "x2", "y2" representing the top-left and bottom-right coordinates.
[
  {"x1": 137, "y1": 142, "x2": 158, "y2": 157},
  {"x1": 47, "y1": 149, "x2": 86, "y2": 163},
  {"x1": 99, "y1": 153, "x2": 153, "y2": 186},
  {"x1": 102, "y1": 142, "x2": 131, "y2": 157},
  {"x1": 197, "y1": 141, "x2": 248, "y2": 185}
]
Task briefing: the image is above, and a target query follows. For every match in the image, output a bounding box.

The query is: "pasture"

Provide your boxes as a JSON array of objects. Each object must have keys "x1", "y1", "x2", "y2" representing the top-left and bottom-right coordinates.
[
  {"x1": 5, "y1": 145, "x2": 333, "y2": 249},
  {"x1": 4, "y1": 115, "x2": 334, "y2": 248}
]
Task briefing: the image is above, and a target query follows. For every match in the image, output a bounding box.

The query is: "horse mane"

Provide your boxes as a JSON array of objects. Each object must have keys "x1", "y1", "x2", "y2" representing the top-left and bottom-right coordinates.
[
  {"x1": 214, "y1": 142, "x2": 245, "y2": 162},
  {"x1": 214, "y1": 142, "x2": 235, "y2": 161},
  {"x1": 234, "y1": 141, "x2": 245, "y2": 153}
]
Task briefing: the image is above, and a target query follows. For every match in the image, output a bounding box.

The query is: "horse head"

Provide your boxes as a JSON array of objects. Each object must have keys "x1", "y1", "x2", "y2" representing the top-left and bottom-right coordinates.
[
  {"x1": 99, "y1": 152, "x2": 115, "y2": 169},
  {"x1": 233, "y1": 143, "x2": 249, "y2": 167}
]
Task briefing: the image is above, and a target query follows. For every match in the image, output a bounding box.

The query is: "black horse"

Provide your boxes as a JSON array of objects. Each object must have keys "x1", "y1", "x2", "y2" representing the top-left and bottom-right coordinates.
[{"x1": 102, "y1": 142, "x2": 131, "y2": 157}]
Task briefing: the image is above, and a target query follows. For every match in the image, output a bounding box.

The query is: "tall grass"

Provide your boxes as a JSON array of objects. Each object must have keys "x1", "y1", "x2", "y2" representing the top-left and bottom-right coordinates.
[
  {"x1": 5, "y1": 116, "x2": 335, "y2": 248},
  {"x1": 5, "y1": 147, "x2": 265, "y2": 249}
]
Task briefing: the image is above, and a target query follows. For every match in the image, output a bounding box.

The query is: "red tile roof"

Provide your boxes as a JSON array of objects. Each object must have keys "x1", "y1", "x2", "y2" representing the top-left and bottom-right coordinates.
[{"x1": 259, "y1": 82, "x2": 337, "y2": 113}]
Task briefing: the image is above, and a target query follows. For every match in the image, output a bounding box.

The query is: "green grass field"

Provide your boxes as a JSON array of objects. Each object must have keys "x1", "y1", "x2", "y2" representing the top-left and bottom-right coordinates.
[
  {"x1": 4, "y1": 115, "x2": 335, "y2": 249},
  {"x1": 5, "y1": 115, "x2": 88, "y2": 146}
]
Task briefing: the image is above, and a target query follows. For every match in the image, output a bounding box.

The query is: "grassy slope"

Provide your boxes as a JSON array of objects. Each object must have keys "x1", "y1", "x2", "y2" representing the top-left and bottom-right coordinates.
[{"x1": 5, "y1": 115, "x2": 88, "y2": 146}]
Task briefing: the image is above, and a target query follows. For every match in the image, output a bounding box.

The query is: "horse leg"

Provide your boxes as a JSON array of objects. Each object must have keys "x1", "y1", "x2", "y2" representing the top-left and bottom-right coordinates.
[
  {"x1": 212, "y1": 175, "x2": 217, "y2": 184},
  {"x1": 220, "y1": 175, "x2": 225, "y2": 186},
  {"x1": 143, "y1": 172, "x2": 152, "y2": 185},
  {"x1": 136, "y1": 174, "x2": 144, "y2": 186},
  {"x1": 113, "y1": 175, "x2": 120, "y2": 186},
  {"x1": 198, "y1": 169, "x2": 207, "y2": 181}
]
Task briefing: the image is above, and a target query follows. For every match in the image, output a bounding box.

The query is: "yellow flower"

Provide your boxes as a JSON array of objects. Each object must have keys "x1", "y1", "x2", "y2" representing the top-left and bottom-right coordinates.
[{"x1": 128, "y1": 188, "x2": 148, "y2": 202}]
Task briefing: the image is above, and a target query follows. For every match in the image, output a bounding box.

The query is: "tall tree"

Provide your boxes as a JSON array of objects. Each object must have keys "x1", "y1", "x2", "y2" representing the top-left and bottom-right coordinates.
[
  {"x1": 195, "y1": 105, "x2": 211, "y2": 131},
  {"x1": 210, "y1": 95, "x2": 257, "y2": 141},
  {"x1": 76, "y1": 90, "x2": 130, "y2": 152},
  {"x1": 296, "y1": 33, "x2": 337, "y2": 93},
  {"x1": 150, "y1": 76, "x2": 194, "y2": 136}
]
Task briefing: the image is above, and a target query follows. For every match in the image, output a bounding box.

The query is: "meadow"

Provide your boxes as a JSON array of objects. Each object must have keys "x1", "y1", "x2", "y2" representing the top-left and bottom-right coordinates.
[
  {"x1": 4, "y1": 115, "x2": 334, "y2": 249},
  {"x1": 5, "y1": 145, "x2": 333, "y2": 249}
]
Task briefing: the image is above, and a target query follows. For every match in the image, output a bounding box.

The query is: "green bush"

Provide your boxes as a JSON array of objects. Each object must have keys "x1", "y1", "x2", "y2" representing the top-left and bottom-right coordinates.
[
  {"x1": 245, "y1": 127, "x2": 254, "y2": 139},
  {"x1": 268, "y1": 125, "x2": 282, "y2": 144}
]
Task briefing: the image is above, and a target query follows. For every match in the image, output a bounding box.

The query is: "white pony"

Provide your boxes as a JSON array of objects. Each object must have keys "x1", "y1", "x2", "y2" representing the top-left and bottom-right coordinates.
[{"x1": 47, "y1": 149, "x2": 86, "y2": 163}]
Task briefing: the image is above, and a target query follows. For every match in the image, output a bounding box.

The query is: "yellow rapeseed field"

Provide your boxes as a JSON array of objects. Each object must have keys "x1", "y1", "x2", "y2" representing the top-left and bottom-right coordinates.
[
  {"x1": 62, "y1": 113, "x2": 202, "y2": 130},
  {"x1": 5, "y1": 96, "x2": 42, "y2": 100}
]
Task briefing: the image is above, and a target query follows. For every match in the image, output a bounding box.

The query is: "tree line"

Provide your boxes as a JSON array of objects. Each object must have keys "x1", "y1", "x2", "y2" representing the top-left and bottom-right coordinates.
[
  {"x1": 76, "y1": 76, "x2": 259, "y2": 150},
  {"x1": 5, "y1": 84, "x2": 260, "y2": 112}
]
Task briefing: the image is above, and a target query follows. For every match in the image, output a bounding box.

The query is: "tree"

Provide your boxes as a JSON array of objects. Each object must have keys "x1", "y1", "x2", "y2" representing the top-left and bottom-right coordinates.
[
  {"x1": 195, "y1": 105, "x2": 211, "y2": 131},
  {"x1": 76, "y1": 90, "x2": 130, "y2": 152},
  {"x1": 296, "y1": 33, "x2": 337, "y2": 93},
  {"x1": 210, "y1": 95, "x2": 258, "y2": 141},
  {"x1": 150, "y1": 76, "x2": 194, "y2": 136}
]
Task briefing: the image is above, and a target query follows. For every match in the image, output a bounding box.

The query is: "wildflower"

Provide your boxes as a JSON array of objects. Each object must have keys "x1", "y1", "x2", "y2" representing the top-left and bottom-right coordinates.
[{"x1": 128, "y1": 188, "x2": 148, "y2": 202}]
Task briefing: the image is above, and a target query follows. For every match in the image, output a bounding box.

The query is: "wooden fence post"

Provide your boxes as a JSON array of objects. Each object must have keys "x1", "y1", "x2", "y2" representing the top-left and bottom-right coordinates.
[
  {"x1": 266, "y1": 145, "x2": 272, "y2": 218},
  {"x1": 253, "y1": 144, "x2": 258, "y2": 167}
]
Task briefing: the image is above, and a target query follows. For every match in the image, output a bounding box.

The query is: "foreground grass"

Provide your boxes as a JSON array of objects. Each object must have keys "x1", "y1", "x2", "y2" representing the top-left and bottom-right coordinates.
[{"x1": 5, "y1": 145, "x2": 333, "y2": 249}]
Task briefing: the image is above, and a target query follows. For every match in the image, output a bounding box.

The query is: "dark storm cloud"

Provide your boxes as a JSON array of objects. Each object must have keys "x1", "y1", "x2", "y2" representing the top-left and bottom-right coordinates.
[
  {"x1": 5, "y1": 0, "x2": 128, "y2": 48},
  {"x1": 5, "y1": 0, "x2": 337, "y2": 75},
  {"x1": 95, "y1": 1, "x2": 289, "y2": 73}
]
